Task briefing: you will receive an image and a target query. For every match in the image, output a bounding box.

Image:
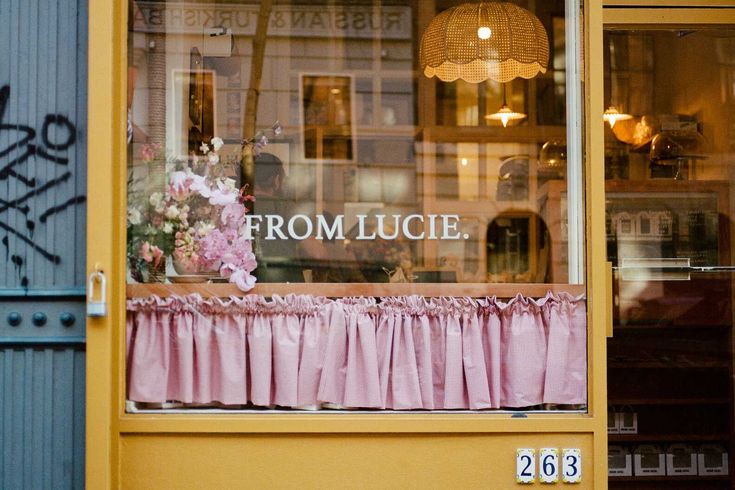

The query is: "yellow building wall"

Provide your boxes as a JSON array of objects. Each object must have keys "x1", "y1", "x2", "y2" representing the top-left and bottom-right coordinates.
[
  {"x1": 120, "y1": 434, "x2": 594, "y2": 489},
  {"x1": 87, "y1": 0, "x2": 607, "y2": 488}
]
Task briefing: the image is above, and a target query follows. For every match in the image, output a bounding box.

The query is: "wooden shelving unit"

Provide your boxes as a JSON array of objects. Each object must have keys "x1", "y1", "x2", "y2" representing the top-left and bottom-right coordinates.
[
  {"x1": 609, "y1": 475, "x2": 730, "y2": 483},
  {"x1": 608, "y1": 398, "x2": 730, "y2": 406},
  {"x1": 609, "y1": 434, "x2": 729, "y2": 443},
  {"x1": 609, "y1": 361, "x2": 730, "y2": 369},
  {"x1": 607, "y1": 272, "x2": 734, "y2": 487},
  {"x1": 593, "y1": 180, "x2": 735, "y2": 487}
]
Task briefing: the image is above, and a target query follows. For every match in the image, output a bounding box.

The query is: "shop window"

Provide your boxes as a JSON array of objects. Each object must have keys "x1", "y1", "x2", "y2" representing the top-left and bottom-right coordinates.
[{"x1": 125, "y1": 0, "x2": 587, "y2": 412}]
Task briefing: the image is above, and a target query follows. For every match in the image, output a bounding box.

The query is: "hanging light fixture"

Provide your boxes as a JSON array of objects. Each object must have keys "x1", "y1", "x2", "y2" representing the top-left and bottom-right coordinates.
[
  {"x1": 485, "y1": 84, "x2": 526, "y2": 127},
  {"x1": 603, "y1": 106, "x2": 633, "y2": 128},
  {"x1": 420, "y1": 2, "x2": 549, "y2": 84}
]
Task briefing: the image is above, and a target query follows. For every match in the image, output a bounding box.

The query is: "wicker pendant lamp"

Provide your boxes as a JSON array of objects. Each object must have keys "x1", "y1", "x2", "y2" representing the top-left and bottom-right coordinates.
[{"x1": 420, "y1": 2, "x2": 549, "y2": 83}]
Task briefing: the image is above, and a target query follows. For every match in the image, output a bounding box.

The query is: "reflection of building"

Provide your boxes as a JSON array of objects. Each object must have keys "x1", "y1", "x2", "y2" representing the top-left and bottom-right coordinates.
[
  {"x1": 605, "y1": 190, "x2": 722, "y2": 266},
  {"x1": 129, "y1": 1, "x2": 572, "y2": 283}
]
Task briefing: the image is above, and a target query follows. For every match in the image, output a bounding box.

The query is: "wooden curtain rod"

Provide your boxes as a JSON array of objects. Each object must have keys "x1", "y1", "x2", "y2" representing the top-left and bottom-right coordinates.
[{"x1": 126, "y1": 283, "x2": 586, "y2": 299}]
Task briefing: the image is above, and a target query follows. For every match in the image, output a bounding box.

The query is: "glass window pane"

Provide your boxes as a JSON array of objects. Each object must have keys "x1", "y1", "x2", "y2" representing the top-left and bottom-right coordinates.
[
  {"x1": 604, "y1": 27, "x2": 735, "y2": 486},
  {"x1": 126, "y1": 0, "x2": 586, "y2": 413}
]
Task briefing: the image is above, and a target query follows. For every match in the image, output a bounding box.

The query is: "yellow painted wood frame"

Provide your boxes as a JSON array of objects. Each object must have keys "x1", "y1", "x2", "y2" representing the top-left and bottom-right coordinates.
[
  {"x1": 87, "y1": 1, "x2": 607, "y2": 488},
  {"x1": 605, "y1": 0, "x2": 735, "y2": 7},
  {"x1": 603, "y1": 5, "x2": 735, "y2": 26}
]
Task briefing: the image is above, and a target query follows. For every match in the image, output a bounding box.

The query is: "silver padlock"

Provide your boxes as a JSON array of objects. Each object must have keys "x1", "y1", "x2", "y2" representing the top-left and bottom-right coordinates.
[{"x1": 87, "y1": 270, "x2": 107, "y2": 317}]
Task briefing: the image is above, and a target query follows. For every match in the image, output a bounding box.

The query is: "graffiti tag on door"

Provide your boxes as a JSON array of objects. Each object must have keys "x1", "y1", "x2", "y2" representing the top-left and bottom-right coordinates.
[{"x1": 0, "y1": 85, "x2": 86, "y2": 288}]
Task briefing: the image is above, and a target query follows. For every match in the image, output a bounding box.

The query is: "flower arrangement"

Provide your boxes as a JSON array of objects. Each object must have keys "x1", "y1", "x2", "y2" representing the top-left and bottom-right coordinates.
[
  {"x1": 127, "y1": 136, "x2": 259, "y2": 291},
  {"x1": 126, "y1": 166, "x2": 190, "y2": 282}
]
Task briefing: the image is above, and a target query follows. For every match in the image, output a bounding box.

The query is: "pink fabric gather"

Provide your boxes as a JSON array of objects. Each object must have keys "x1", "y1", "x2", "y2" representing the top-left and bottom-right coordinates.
[{"x1": 126, "y1": 293, "x2": 587, "y2": 410}]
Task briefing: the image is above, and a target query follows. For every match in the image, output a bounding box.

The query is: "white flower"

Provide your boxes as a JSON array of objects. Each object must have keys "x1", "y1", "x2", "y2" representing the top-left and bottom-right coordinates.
[
  {"x1": 189, "y1": 174, "x2": 211, "y2": 198},
  {"x1": 169, "y1": 171, "x2": 188, "y2": 187},
  {"x1": 196, "y1": 222, "x2": 216, "y2": 236},
  {"x1": 162, "y1": 222, "x2": 173, "y2": 234},
  {"x1": 207, "y1": 152, "x2": 220, "y2": 165},
  {"x1": 211, "y1": 137, "x2": 224, "y2": 151},
  {"x1": 165, "y1": 205, "x2": 180, "y2": 219},
  {"x1": 127, "y1": 207, "x2": 142, "y2": 225},
  {"x1": 223, "y1": 177, "x2": 237, "y2": 191},
  {"x1": 149, "y1": 192, "x2": 163, "y2": 208},
  {"x1": 199, "y1": 142, "x2": 209, "y2": 154}
]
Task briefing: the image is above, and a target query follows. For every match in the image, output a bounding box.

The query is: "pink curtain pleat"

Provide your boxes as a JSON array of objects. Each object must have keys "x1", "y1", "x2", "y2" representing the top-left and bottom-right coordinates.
[
  {"x1": 480, "y1": 305, "x2": 502, "y2": 408},
  {"x1": 344, "y1": 308, "x2": 382, "y2": 408},
  {"x1": 296, "y1": 310, "x2": 329, "y2": 407},
  {"x1": 317, "y1": 304, "x2": 347, "y2": 406},
  {"x1": 543, "y1": 297, "x2": 587, "y2": 404},
  {"x1": 500, "y1": 295, "x2": 548, "y2": 407},
  {"x1": 126, "y1": 293, "x2": 587, "y2": 409},
  {"x1": 248, "y1": 313, "x2": 272, "y2": 406},
  {"x1": 463, "y1": 312, "x2": 492, "y2": 409},
  {"x1": 388, "y1": 312, "x2": 423, "y2": 410},
  {"x1": 411, "y1": 314, "x2": 435, "y2": 410}
]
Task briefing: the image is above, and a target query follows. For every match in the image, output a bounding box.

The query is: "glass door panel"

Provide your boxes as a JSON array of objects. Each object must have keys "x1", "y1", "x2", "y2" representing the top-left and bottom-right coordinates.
[{"x1": 605, "y1": 26, "x2": 735, "y2": 488}]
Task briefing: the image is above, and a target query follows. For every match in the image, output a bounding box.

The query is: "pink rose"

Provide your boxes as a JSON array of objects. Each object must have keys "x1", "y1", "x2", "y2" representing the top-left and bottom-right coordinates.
[{"x1": 140, "y1": 241, "x2": 163, "y2": 268}]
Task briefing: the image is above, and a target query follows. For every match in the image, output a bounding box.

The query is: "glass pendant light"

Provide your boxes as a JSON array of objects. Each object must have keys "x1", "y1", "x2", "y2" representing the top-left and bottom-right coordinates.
[
  {"x1": 603, "y1": 106, "x2": 633, "y2": 128},
  {"x1": 485, "y1": 84, "x2": 526, "y2": 127}
]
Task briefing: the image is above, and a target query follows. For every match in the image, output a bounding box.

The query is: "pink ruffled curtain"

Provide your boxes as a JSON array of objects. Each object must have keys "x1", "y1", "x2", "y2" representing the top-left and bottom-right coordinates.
[{"x1": 126, "y1": 293, "x2": 586, "y2": 410}]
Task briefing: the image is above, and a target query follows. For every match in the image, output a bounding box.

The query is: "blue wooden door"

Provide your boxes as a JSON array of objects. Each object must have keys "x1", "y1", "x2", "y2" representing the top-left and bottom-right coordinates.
[{"x1": 0, "y1": 0, "x2": 87, "y2": 488}]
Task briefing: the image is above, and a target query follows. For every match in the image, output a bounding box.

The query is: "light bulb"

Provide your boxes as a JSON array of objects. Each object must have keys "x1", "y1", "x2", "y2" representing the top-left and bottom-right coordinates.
[
  {"x1": 477, "y1": 26, "x2": 492, "y2": 40},
  {"x1": 484, "y1": 105, "x2": 526, "y2": 128},
  {"x1": 461, "y1": 158, "x2": 469, "y2": 166},
  {"x1": 603, "y1": 106, "x2": 632, "y2": 129}
]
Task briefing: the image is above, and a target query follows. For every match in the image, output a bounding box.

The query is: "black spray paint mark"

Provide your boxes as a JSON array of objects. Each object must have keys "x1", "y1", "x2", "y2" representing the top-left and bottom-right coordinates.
[
  {"x1": 10, "y1": 255, "x2": 28, "y2": 289},
  {"x1": 0, "y1": 86, "x2": 72, "y2": 184},
  {"x1": 0, "y1": 85, "x2": 83, "y2": 281},
  {"x1": 1, "y1": 235, "x2": 8, "y2": 261},
  {"x1": 0, "y1": 172, "x2": 72, "y2": 214},
  {"x1": 39, "y1": 195, "x2": 87, "y2": 223},
  {"x1": 0, "y1": 221, "x2": 60, "y2": 263}
]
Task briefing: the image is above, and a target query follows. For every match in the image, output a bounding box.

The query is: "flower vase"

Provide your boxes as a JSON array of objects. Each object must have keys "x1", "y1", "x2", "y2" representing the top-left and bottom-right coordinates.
[
  {"x1": 147, "y1": 256, "x2": 167, "y2": 283},
  {"x1": 172, "y1": 258, "x2": 220, "y2": 280}
]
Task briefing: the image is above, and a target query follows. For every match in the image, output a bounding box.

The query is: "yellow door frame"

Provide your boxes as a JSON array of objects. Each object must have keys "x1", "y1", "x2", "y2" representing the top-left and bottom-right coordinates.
[
  {"x1": 603, "y1": 5, "x2": 735, "y2": 25},
  {"x1": 86, "y1": 0, "x2": 607, "y2": 488},
  {"x1": 86, "y1": 0, "x2": 126, "y2": 487},
  {"x1": 605, "y1": 0, "x2": 735, "y2": 7}
]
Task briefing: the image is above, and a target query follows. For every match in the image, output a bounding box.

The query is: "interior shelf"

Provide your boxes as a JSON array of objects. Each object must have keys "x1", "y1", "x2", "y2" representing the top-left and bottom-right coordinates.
[
  {"x1": 609, "y1": 475, "x2": 730, "y2": 482},
  {"x1": 608, "y1": 398, "x2": 730, "y2": 406},
  {"x1": 608, "y1": 361, "x2": 729, "y2": 369},
  {"x1": 613, "y1": 324, "x2": 731, "y2": 331},
  {"x1": 608, "y1": 434, "x2": 730, "y2": 442}
]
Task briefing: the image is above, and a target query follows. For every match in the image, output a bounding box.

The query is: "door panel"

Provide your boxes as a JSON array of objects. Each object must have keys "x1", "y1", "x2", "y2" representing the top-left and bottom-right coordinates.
[
  {"x1": 604, "y1": 14, "x2": 735, "y2": 488},
  {"x1": 0, "y1": 0, "x2": 88, "y2": 488}
]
